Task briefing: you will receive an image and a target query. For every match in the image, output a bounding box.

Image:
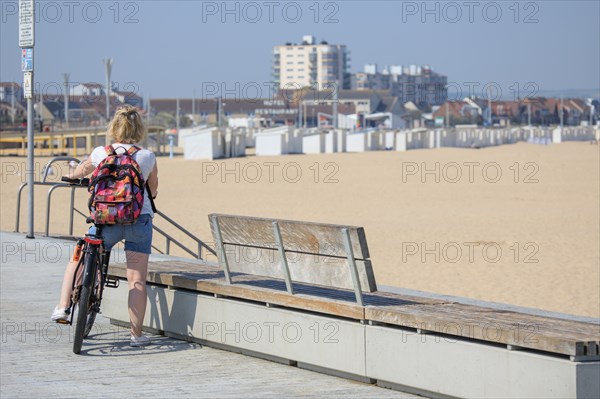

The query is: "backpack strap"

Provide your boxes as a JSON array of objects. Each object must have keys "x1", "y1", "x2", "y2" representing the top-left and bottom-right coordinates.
[
  {"x1": 145, "y1": 182, "x2": 158, "y2": 213},
  {"x1": 110, "y1": 145, "x2": 139, "y2": 156},
  {"x1": 127, "y1": 145, "x2": 141, "y2": 156},
  {"x1": 104, "y1": 145, "x2": 117, "y2": 156}
]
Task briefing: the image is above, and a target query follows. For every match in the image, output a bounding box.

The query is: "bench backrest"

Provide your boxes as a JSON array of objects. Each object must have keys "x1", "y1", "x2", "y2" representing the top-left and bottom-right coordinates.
[{"x1": 209, "y1": 214, "x2": 377, "y2": 294}]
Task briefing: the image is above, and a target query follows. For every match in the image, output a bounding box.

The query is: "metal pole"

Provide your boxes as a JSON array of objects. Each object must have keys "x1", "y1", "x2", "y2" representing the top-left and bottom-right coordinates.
[
  {"x1": 192, "y1": 89, "x2": 196, "y2": 123},
  {"x1": 211, "y1": 215, "x2": 232, "y2": 284},
  {"x1": 63, "y1": 73, "x2": 69, "y2": 129},
  {"x1": 15, "y1": 183, "x2": 27, "y2": 232},
  {"x1": 560, "y1": 96, "x2": 564, "y2": 128},
  {"x1": 176, "y1": 98, "x2": 180, "y2": 133},
  {"x1": 218, "y1": 96, "x2": 223, "y2": 127},
  {"x1": 272, "y1": 221, "x2": 294, "y2": 294},
  {"x1": 147, "y1": 96, "x2": 151, "y2": 125},
  {"x1": 303, "y1": 102, "x2": 307, "y2": 128},
  {"x1": 341, "y1": 228, "x2": 364, "y2": 306},
  {"x1": 26, "y1": 77, "x2": 34, "y2": 238},
  {"x1": 487, "y1": 86, "x2": 492, "y2": 126},
  {"x1": 332, "y1": 81, "x2": 338, "y2": 129},
  {"x1": 45, "y1": 184, "x2": 61, "y2": 236},
  {"x1": 11, "y1": 81, "x2": 16, "y2": 124},
  {"x1": 103, "y1": 58, "x2": 113, "y2": 120},
  {"x1": 68, "y1": 186, "x2": 75, "y2": 236},
  {"x1": 37, "y1": 89, "x2": 43, "y2": 132},
  {"x1": 298, "y1": 99, "x2": 302, "y2": 128}
]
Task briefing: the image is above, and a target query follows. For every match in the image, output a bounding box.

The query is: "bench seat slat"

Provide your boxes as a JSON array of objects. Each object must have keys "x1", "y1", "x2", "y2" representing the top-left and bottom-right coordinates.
[{"x1": 365, "y1": 303, "x2": 600, "y2": 357}]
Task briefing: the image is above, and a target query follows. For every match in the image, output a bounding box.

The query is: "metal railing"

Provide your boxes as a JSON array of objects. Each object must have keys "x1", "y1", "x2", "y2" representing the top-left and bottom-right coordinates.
[
  {"x1": 15, "y1": 156, "x2": 216, "y2": 261},
  {"x1": 152, "y1": 210, "x2": 216, "y2": 259},
  {"x1": 15, "y1": 156, "x2": 82, "y2": 236}
]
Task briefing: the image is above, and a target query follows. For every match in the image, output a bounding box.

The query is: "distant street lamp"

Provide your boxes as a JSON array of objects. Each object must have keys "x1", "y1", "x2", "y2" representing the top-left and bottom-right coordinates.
[
  {"x1": 103, "y1": 58, "x2": 113, "y2": 120},
  {"x1": 63, "y1": 73, "x2": 69, "y2": 128}
]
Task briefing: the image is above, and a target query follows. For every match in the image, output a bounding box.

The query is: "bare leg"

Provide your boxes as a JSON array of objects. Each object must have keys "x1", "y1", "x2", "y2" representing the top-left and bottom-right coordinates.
[
  {"x1": 58, "y1": 257, "x2": 83, "y2": 309},
  {"x1": 126, "y1": 250, "x2": 149, "y2": 337}
]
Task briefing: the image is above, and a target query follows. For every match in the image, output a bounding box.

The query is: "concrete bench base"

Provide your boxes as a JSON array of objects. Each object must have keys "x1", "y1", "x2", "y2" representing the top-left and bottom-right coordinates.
[
  {"x1": 104, "y1": 283, "x2": 367, "y2": 377},
  {"x1": 103, "y1": 282, "x2": 599, "y2": 398}
]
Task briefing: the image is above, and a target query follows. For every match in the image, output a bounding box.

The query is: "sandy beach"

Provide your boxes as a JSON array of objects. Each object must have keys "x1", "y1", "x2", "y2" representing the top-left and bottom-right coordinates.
[{"x1": 1, "y1": 141, "x2": 598, "y2": 318}]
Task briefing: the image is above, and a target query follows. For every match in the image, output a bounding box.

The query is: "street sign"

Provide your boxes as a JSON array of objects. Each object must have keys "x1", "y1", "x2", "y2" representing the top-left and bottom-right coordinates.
[
  {"x1": 21, "y1": 48, "x2": 33, "y2": 71},
  {"x1": 19, "y1": 0, "x2": 34, "y2": 48},
  {"x1": 23, "y1": 71, "x2": 33, "y2": 99}
]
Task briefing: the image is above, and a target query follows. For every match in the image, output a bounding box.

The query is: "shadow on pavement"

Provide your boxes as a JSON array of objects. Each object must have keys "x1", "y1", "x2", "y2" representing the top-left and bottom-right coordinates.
[{"x1": 79, "y1": 331, "x2": 202, "y2": 357}]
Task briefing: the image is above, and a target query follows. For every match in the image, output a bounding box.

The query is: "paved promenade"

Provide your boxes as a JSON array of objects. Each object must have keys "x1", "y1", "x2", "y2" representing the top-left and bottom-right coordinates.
[{"x1": 0, "y1": 231, "x2": 421, "y2": 399}]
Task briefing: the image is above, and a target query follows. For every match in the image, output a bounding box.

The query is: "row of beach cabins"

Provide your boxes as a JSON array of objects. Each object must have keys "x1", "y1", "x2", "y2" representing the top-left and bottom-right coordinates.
[{"x1": 178, "y1": 125, "x2": 600, "y2": 160}]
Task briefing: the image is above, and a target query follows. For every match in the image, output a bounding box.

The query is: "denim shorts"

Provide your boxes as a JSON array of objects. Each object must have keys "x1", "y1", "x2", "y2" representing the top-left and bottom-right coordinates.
[{"x1": 88, "y1": 214, "x2": 153, "y2": 254}]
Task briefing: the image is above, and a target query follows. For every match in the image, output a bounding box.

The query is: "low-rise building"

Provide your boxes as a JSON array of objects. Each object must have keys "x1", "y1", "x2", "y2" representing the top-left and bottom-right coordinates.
[{"x1": 435, "y1": 97, "x2": 595, "y2": 127}]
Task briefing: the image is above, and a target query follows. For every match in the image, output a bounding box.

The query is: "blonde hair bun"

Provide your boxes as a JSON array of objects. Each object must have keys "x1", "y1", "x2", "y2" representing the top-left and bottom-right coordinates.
[{"x1": 108, "y1": 105, "x2": 146, "y2": 144}]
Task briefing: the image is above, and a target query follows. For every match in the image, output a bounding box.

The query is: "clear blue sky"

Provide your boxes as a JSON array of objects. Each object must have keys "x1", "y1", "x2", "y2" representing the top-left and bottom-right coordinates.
[{"x1": 1, "y1": 0, "x2": 599, "y2": 100}]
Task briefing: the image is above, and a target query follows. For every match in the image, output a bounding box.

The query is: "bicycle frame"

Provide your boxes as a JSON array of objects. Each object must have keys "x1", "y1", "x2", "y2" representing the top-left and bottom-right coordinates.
[{"x1": 66, "y1": 228, "x2": 111, "y2": 325}]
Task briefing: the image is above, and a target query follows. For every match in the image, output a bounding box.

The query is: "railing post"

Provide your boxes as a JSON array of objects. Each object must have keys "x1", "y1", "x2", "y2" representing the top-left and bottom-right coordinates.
[
  {"x1": 341, "y1": 228, "x2": 364, "y2": 306},
  {"x1": 166, "y1": 237, "x2": 170, "y2": 255},
  {"x1": 211, "y1": 215, "x2": 232, "y2": 284},
  {"x1": 69, "y1": 186, "x2": 76, "y2": 236},
  {"x1": 72, "y1": 134, "x2": 77, "y2": 157},
  {"x1": 272, "y1": 221, "x2": 294, "y2": 294},
  {"x1": 45, "y1": 185, "x2": 61, "y2": 236},
  {"x1": 15, "y1": 183, "x2": 27, "y2": 232}
]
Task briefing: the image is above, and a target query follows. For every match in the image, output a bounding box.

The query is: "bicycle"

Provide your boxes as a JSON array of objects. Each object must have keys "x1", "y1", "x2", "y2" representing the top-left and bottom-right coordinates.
[{"x1": 59, "y1": 176, "x2": 120, "y2": 354}]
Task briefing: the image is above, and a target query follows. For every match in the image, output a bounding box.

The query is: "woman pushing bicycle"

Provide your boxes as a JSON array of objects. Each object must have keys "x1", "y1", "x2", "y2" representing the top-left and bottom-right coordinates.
[{"x1": 52, "y1": 105, "x2": 159, "y2": 348}]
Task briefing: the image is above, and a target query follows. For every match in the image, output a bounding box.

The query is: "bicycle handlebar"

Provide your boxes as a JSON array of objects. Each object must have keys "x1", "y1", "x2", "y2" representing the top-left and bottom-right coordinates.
[{"x1": 61, "y1": 177, "x2": 90, "y2": 187}]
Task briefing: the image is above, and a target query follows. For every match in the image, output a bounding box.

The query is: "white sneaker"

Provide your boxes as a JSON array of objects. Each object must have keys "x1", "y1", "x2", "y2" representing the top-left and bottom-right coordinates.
[
  {"x1": 51, "y1": 306, "x2": 68, "y2": 323},
  {"x1": 130, "y1": 334, "x2": 151, "y2": 347}
]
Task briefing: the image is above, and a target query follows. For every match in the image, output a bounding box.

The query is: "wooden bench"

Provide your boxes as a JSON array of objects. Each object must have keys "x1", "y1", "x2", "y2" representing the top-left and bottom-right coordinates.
[
  {"x1": 105, "y1": 213, "x2": 600, "y2": 397},
  {"x1": 107, "y1": 213, "x2": 600, "y2": 361}
]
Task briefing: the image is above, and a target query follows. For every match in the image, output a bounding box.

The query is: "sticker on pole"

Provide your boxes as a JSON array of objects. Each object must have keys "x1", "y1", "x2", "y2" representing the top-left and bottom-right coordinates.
[
  {"x1": 21, "y1": 48, "x2": 33, "y2": 72},
  {"x1": 19, "y1": 0, "x2": 34, "y2": 48},
  {"x1": 23, "y1": 72, "x2": 33, "y2": 99}
]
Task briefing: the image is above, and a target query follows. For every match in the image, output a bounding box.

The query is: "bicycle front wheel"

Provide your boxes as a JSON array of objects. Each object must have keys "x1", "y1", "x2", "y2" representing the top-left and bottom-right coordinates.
[
  {"x1": 73, "y1": 285, "x2": 92, "y2": 354},
  {"x1": 83, "y1": 279, "x2": 100, "y2": 338},
  {"x1": 73, "y1": 248, "x2": 98, "y2": 354}
]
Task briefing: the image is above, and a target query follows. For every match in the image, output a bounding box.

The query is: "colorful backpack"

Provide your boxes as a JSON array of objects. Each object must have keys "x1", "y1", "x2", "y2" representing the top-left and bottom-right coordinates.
[{"x1": 88, "y1": 145, "x2": 145, "y2": 224}]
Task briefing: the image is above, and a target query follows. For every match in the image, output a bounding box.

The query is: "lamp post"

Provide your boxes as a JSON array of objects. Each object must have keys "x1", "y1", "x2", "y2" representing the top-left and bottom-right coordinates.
[
  {"x1": 332, "y1": 81, "x2": 338, "y2": 129},
  {"x1": 11, "y1": 81, "x2": 16, "y2": 123},
  {"x1": 192, "y1": 89, "x2": 196, "y2": 125},
  {"x1": 103, "y1": 58, "x2": 113, "y2": 120},
  {"x1": 63, "y1": 73, "x2": 69, "y2": 128},
  {"x1": 560, "y1": 96, "x2": 564, "y2": 128}
]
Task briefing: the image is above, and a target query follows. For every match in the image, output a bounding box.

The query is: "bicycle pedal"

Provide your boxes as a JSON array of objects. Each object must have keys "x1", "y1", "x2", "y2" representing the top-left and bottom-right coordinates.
[
  {"x1": 106, "y1": 278, "x2": 120, "y2": 288},
  {"x1": 56, "y1": 319, "x2": 71, "y2": 325}
]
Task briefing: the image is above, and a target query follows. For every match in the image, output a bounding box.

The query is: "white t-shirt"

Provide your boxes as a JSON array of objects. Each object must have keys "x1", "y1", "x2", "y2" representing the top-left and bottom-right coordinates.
[{"x1": 89, "y1": 143, "x2": 156, "y2": 216}]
